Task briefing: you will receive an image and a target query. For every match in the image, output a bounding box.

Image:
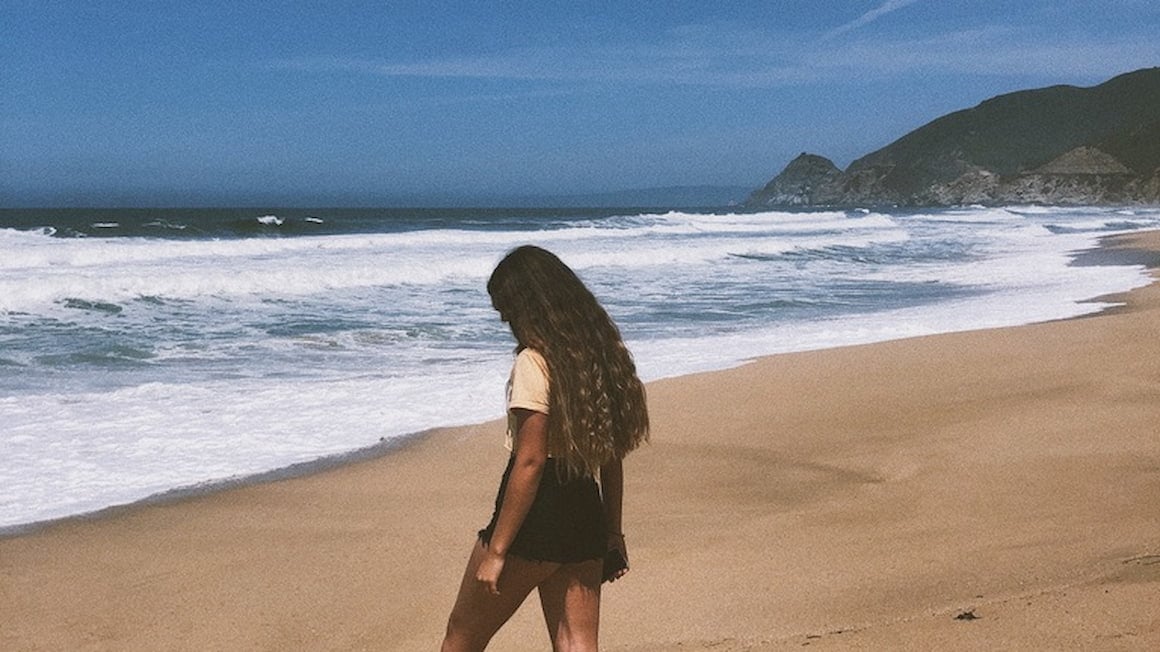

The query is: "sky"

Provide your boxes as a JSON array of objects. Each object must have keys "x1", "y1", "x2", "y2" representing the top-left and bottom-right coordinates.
[{"x1": 2, "y1": 0, "x2": 1158, "y2": 207}]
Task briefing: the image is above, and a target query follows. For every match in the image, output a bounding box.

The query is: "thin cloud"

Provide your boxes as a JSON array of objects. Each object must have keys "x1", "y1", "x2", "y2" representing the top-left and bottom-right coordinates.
[
  {"x1": 824, "y1": 0, "x2": 924, "y2": 39},
  {"x1": 810, "y1": 26, "x2": 1160, "y2": 81},
  {"x1": 268, "y1": 22, "x2": 1160, "y2": 90}
]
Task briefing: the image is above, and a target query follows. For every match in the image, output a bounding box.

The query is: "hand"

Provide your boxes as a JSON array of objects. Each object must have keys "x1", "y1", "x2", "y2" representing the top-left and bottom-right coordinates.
[
  {"x1": 475, "y1": 548, "x2": 506, "y2": 595},
  {"x1": 606, "y1": 533, "x2": 629, "y2": 583}
]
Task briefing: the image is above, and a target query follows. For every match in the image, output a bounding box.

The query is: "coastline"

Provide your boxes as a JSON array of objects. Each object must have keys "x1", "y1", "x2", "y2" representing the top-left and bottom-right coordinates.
[{"x1": 2, "y1": 230, "x2": 1159, "y2": 650}]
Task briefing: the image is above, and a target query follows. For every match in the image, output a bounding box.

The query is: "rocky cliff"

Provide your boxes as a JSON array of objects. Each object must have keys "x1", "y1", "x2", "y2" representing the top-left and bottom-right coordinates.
[{"x1": 748, "y1": 68, "x2": 1160, "y2": 207}]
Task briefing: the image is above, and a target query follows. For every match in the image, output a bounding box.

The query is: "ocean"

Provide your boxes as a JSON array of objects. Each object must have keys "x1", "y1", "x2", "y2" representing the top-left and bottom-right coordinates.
[{"x1": 2, "y1": 205, "x2": 1158, "y2": 532}]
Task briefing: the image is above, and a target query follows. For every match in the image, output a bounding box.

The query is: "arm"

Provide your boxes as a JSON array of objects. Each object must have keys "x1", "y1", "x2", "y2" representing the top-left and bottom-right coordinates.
[
  {"x1": 476, "y1": 408, "x2": 548, "y2": 594},
  {"x1": 600, "y1": 457, "x2": 623, "y2": 535},
  {"x1": 600, "y1": 457, "x2": 630, "y2": 581}
]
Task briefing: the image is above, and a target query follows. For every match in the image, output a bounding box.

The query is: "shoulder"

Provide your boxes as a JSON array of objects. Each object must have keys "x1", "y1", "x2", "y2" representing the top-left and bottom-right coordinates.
[
  {"x1": 509, "y1": 348, "x2": 550, "y2": 414},
  {"x1": 515, "y1": 348, "x2": 548, "y2": 375}
]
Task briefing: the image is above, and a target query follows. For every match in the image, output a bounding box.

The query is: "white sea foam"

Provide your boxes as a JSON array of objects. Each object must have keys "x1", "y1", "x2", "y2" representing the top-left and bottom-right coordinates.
[
  {"x1": 907, "y1": 207, "x2": 1027, "y2": 223},
  {"x1": 0, "y1": 212, "x2": 908, "y2": 314},
  {"x1": 0, "y1": 364, "x2": 509, "y2": 526}
]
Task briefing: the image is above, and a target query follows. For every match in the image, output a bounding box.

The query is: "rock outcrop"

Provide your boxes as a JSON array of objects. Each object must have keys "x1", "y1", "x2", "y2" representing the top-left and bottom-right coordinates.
[
  {"x1": 1033, "y1": 146, "x2": 1132, "y2": 175},
  {"x1": 748, "y1": 68, "x2": 1160, "y2": 207},
  {"x1": 750, "y1": 153, "x2": 843, "y2": 205}
]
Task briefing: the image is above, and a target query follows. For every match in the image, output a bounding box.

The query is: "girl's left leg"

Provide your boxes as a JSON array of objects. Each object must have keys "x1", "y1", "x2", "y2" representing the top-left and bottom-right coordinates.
[{"x1": 537, "y1": 559, "x2": 602, "y2": 652}]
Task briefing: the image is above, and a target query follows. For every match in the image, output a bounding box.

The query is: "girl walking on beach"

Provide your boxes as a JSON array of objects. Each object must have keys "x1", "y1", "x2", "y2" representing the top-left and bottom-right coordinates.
[{"x1": 441, "y1": 245, "x2": 649, "y2": 652}]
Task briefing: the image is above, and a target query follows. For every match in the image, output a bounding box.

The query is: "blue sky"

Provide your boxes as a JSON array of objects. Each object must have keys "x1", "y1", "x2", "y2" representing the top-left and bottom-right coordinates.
[{"x1": 2, "y1": 0, "x2": 1158, "y2": 206}]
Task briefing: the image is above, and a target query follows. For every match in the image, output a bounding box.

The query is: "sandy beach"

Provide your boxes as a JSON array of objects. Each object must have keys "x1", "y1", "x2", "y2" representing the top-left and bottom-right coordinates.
[{"x1": 2, "y1": 230, "x2": 1159, "y2": 651}]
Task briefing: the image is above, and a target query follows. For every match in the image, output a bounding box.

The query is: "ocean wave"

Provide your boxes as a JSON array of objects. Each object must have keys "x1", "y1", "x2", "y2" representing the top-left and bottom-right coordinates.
[
  {"x1": 5, "y1": 205, "x2": 1160, "y2": 529},
  {"x1": 906, "y1": 208, "x2": 1027, "y2": 224},
  {"x1": 61, "y1": 298, "x2": 124, "y2": 314},
  {"x1": 143, "y1": 220, "x2": 189, "y2": 231},
  {"x1": 0, "y1": 212, "x2": 914, "y2": 314},
  {"x1": 34, "y1": 345, "x2": 156, "y2": 368},
  {"x1": 0, "y1": 226, "x2": 57, "y2": 242},
  {"x1": 1044, "y1": 219, "x2": 1157, "y2": 234}
]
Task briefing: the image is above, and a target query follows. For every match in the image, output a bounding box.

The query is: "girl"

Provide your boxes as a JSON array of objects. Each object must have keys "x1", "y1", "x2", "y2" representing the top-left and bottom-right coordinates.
[{"x1": 441, "y1": 245, "x2": 649, "y2": 652}]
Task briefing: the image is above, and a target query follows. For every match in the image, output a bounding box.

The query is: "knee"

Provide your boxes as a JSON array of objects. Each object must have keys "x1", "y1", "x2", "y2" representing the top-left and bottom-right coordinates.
[
  {"x1": 553, "y1": 628, "x2": 599, "y2": 652},
  {"x1": 442, "y1": 616, "x2": 489, "y2": 652},
  {"x1": 442, "y1": 629, "x2": 485, "y2": 652}
]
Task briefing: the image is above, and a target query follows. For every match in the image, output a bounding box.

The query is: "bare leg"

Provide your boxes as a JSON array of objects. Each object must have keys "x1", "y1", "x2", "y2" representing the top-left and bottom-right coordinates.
[
  {"x1": 442, "y1": 539, "x2": 561, "y2": 652},
  {"x1": 537, "y1": 559, "x2": 602, "y2": 652}
]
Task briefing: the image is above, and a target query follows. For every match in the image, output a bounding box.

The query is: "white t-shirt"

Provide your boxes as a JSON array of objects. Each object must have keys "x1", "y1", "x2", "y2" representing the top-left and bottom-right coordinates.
[{"x1": 505, "y1": 348, "x2": 550, "y2": 451}]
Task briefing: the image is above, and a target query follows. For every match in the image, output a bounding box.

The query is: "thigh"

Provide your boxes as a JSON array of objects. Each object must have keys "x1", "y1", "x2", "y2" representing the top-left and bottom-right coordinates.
[
  {"x1": 537, "y1": 559, "x2": 602, "y2": 651},
  {"x1": 444, "y1": 539, "x2": 561, "y2": 650}
]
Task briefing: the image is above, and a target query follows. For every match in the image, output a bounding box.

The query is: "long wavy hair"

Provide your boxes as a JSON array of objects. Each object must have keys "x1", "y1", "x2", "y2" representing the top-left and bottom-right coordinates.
[{"x1": 488, "y1": 245, "x2": 649, "y2": 478}]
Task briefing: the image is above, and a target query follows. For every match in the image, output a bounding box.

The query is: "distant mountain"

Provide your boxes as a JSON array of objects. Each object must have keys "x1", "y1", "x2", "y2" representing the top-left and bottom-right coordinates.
[
  {"x1": 748, "y1": 68, "x2": 1160, "y2": 207},
  {"x1": 407, "y1": 185, "x2": 751, "y2": 209},
  {"x1": 519, "y1": 185, "x2": 752, "y2": 208}
]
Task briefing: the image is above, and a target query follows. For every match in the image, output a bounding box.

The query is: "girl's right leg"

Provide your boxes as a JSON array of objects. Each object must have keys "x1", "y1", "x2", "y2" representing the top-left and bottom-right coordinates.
[
  {"x1": 442, "y1": 539, "x2": 561, "y2": 652},
  {"x1": 537, "y1": 559, "x2": 602, "y2": 652}
]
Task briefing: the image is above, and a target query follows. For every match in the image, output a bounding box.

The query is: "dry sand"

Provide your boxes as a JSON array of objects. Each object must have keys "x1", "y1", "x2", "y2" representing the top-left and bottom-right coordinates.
[{"x1": 2, "y1": 231, "x2": 1159, "y2": 651}]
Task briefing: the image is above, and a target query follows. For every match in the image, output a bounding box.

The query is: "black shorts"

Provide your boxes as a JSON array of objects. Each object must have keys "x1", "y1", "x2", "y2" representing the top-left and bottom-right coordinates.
[{"x1": 478, "y1": 456, "x2": 606, "y2": 563}]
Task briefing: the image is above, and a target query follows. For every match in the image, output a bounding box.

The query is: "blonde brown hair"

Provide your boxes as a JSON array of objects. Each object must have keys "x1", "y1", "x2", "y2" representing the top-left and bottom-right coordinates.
[{"x1": 488, "y1": 245, "x2": 649, "y2": 477}]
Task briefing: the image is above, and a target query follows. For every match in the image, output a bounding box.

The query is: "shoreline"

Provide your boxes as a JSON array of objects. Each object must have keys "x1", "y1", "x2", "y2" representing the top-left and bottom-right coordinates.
[
  {"x1": 3, "y1": 230, "x2": 1155, "y2": 540},
  {"x1": 0, "y1": 429, "x2": 432, "y2": 539},
  {"x1": 3, "y1": 228, "x2": 1157, "y2": 540},
  {"x1": 3, "y1": 230, "x2": 1159, "y2": 650}
]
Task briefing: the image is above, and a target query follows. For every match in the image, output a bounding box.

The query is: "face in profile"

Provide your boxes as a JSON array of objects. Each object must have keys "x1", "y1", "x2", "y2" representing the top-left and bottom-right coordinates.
[
  {"x1": 491, "y1": 295, "x2": 525, "y2": 345},
  {"x1": 487, "y1": 245, "x2": 573, "y2": 350}
]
